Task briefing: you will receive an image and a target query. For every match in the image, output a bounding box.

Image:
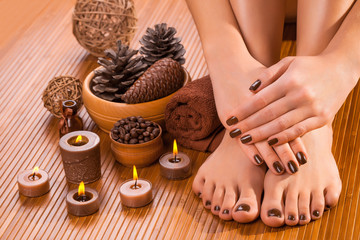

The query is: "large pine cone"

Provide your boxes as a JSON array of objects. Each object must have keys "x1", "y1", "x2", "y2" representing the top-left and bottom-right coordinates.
[
  {"x1": 122, "y1": 58, "x2": 184, "y2": 103},
  {"x1": 91, "y1": 40, "x2": 148, "y2": 102},
  {"x1": 139, "y1": 23, "x2": 186, "y2": 67}
]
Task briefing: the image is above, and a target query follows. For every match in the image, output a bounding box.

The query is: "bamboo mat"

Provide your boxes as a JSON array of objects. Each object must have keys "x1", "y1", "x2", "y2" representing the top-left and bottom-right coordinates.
[{"x1": 0, "y1": 0, "x2": 359, "y2": 239}]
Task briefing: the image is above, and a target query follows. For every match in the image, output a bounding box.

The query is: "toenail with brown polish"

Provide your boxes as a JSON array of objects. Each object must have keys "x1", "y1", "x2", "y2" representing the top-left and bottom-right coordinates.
[
  {"x1": 268, "y1": 208, "x2": 282, "y2": 218},
  {"x1": 313, "y1": 210, "x2": 320, "y2": 217},
  {"x1": 288, "y1": 161, "x2": 299, "y2": 173},
  {"x1": 254, "y1": 154, "x2": 264, "y2": 165},
  {"x1": 273, "y1": 161, "x2": 284, "y2": 173},
  {"x1": 268, "y1": 138, "x2": 278, "y2": 146},
  {"x1": 226, "y1": 116, "x2": 238, "y2": 126},
  {"x1": 205, "y1": 201, "x2": 211, "y2": 206},
  {"x1": 214, "y1": 205, "x2": 220, "y2": 211},
  {"x1": 249, "y1": 79, "x2": 261, "y2": 91},
  {"x1": 288, "y1": 215, "x2": 296, "y2": 221},
  {"x1": 236, "y1": 204, "x2": 250, "y2": 212},
  {"x1": 229, "y1": 129, "x2": 242, "y2": 138},
  {"x1": 299, "y1": 214, "x2": 306, "y2": 221},
  {"x1": 296, "y1": 152, "x2": 307, "y2": 165},
  {"x1": 240, "y1": 134, "x2": 252, "y2": 144},
  {"x1": 223, "y1": 209, "x2": 230, "y2": 214}
]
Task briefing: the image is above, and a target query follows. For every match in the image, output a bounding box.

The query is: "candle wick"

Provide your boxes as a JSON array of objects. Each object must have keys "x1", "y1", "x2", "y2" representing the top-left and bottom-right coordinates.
[
  {"x1": 32, "y1": 172, "x2": 36, "y2": 180},
  {"x1": 135, "y1": 179, "x2": 137, "y2": 189},
  {"x1": 81, "y1": 194, "x2": 86, "y2": 202}
]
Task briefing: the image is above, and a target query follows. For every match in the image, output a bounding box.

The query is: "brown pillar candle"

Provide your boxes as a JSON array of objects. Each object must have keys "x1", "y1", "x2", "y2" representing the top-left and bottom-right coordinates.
[
  {"x1": 59, "y1": 131, "x2": 101, "y2": 184},
  {"x1": 119, "y1": 166, "x2": 153, "y2": 208},
  {"x1": 66, "y1": 181, "x2": 100, "y2": 216},
  {"x1": 159, "y1": 140, "x2": 191, "y2": 180},
  {"x1": 17, "y1": 167, "x2": 50, "y2": 197}
]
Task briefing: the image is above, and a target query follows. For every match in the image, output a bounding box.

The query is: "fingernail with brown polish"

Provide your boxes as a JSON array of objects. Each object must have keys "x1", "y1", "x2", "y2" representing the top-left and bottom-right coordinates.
[
  {"x1": 226, "y1": 116, "x2": 238, "y2": 126},
  {"x1": 254, "y1": 155, "x2": 264, "y2": 165},
  {"x1": 299, "y1": 214, "x2": 306, "y2": 221},
  {"x1": 223, "y1": 209, "x2": 230, "y2": 214},
  {"x1": 205, "y1": 201, "x2": 211, "y2": 206},
  {"x1": 296, "y1": 152, "x2": 307, "y2": 165},
  {"x1": 249, "y1": 79, "x2": 261, "y2": 91},
  {"x1": 240, "y1": 134, "x2": 252, "y2": 144},
  {"x1": 229, "y1": 129, "x2": 242, "y2": 138},
  {"x1": 236, "y1": 204, "x2": 250, "y2": 212},
  {"x1": 268, "y1": 208, "x2": 282, "y2": 218},
  {"x1": 268, "y1": 138, "x2": 278, "y2": 146},
  {"x1": 214, "y1": 205, "x2": 220, "y2": 211},
  {"x1": 288, "y1": 215, "x2": 295, "y2": 221},
  {"x1": 313, "y1": 210, "x2": 320, "y2": 217},
  {"x1": 288, "y1": 161, "x2": 298, "y2": 173},
  {"x1": 273, "y1": 161, "x2": 284, "y2": 173}
]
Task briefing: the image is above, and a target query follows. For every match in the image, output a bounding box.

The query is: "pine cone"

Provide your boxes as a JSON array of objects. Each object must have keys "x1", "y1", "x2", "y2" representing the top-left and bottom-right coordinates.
[
  {"x1": 122, "y1": 58, "x2": 184, "y2": 103},
  {"x1": 139, "y1": 23, "x2": 186, "y2": 67},
  {"x1": 91, "y1": 40, "x2": 148, "y2": 102}
]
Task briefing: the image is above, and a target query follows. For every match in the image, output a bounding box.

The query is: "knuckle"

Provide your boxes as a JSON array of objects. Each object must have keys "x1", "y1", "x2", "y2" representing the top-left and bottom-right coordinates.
[
  {"x1": 294, "y1": 124, "x2": 306, "y2": 137},
  {"x1": 255, "y1": 95, "x2": 268, "y2": 108},
  {"x1": 277, "y1": 117, "x2": 289, "y2": 130},
  {"x1": 300, "y1": 87, "x2": 315, "y2": 101}
]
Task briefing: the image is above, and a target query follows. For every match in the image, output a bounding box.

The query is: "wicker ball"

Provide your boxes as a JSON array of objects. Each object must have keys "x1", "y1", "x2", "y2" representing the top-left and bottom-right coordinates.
[
  {"x1": 72, "y1": 0, "x2": 137, "y2": 57},
  {"x1": 42, "y1": 76, "x2": 83, "y2": 118}
]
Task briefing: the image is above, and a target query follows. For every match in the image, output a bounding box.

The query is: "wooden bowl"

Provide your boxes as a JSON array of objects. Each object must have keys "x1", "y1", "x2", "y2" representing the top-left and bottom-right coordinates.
[
  {"x1": 82, "y1": 66, "x2": 191, "y2": 133},
  {"x1": 110, "y1": 124, "x2": 164, "y2": 168}
]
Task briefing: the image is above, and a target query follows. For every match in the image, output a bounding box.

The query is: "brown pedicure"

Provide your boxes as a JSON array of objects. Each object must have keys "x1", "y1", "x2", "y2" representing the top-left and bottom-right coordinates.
[
  {"x1": 236, "y1": 204, "x2": 250, "y2": 212},
  {"x1": 273, "y1": 161, "x2": 284, "y2": 173},
  {"x1": 205, "y1": 201, "x2": 211, "y2": 206},
  {"x1": 268, "y1": 208, "x2": 282, "y2": 218},
  {"x1": 254, "y1": 155, "x2": 264, "y2": 165},
  {"x1": 268, "y1": 138, "x2": 278, "y2": 146},
  {"x1": 288, "y1": 161, "x2": 299, "y2": 173},
  {"x1": 288, "y1": 215, "x2": 295, "y2": 221},
  {"x1": 299, "y1": 214, "x2": 306, "y2": 221},
  {"x1": 226, "y1": 116, "x2": 238, "y2": 126},
  {"x1": 249, "y1": 79, "x2": 261, "y2": 91},
  {"x1": 214, "y1": 206, "x2": 220, "y2": 211},
  {"x1": 240, "y1": 134, "x2": 252, "y2": 144},
  {"x1": 229, "y1": 129, "x2": 242, "y2": 138},
  {"x1": 223, "y1": 209, "x2": 230, "y2": 214},
  {"x1": 296, "y1": 152, "x2": 307, "y2": 165},
  {"x1": 313, "y1": 210, "x2": 320, "y2": 217}
]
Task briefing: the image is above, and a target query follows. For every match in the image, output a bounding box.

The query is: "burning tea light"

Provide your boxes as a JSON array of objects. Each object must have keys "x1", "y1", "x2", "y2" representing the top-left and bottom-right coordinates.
[
  {"x1": 119, "y1": 166, "x2": 153, "y2": 208},
  {"x1": 17, "y1": 166, "x2": 50, "y2": 197},
  {"x1": 66, "y1": 181, "x2": 100, "y2": 217},
  {"x1": 159, "y1": 140, "x2": 192, "y2": 180},
  {"x1": 59, "y1": 131, "x2": 101, "y2": 184}
]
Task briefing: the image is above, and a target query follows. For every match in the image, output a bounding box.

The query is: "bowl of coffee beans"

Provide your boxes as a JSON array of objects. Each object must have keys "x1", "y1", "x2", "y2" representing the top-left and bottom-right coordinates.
[{"x1": 110, "y1": 116, "x2": 164, "y2": 167}]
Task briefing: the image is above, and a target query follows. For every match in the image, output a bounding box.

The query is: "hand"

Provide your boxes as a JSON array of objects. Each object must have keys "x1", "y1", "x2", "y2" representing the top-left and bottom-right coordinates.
[{"x1": 226, "y1": 55, "x2": 358, "y2": 146}]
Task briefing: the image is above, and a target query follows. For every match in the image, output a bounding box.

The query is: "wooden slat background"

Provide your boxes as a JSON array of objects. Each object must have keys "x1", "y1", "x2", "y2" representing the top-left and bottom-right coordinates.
[{"x1": 0, "y1": 0, "x2": 359, "y2": 239}]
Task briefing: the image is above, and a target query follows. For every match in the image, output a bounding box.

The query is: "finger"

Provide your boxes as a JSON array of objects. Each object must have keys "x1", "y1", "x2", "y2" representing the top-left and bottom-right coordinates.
[
  {"x1": 272, "y1": 143, "x2": 299, "y2": 174},
  {"x1": 289, "y1": 138, "x2": 308, "y2": 165},
  {"x1": 237, "y1": 140, "x2": 265, "y2": 166},
  {"x1": 267, "y1": 117, "x2": 325, "y2": 146},
  {"x1": 237, "y1": 107, "x2": 311, "y2": 144},
  {"x1": 249, "y1": 57, "x2": 295, "y2": 92},
  {"x1": 254, "y1": 141, "x2": 284, "y2": 175}
]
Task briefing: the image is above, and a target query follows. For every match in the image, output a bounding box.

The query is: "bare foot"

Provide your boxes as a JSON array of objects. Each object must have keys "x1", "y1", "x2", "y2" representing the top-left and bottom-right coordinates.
[
  {"x1": 192, "y1": 132, "x2": 266, "y2": 222},
  {"x1": 260, "y1": 125, "x2": 342, "y2": 227}
]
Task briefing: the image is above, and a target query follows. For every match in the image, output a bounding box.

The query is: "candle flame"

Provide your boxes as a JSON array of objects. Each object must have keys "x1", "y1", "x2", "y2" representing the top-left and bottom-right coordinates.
[
  {"x1": 78, "y1": 181, "x2": 85, "y2": 196},
  {"x1": 133, "y1": 165, "x2": 138, "y2": 181},
  {"x1": 32, "y1": 166, "x2": 39, "y2": 175},
  {"x1": 75, "y1": 135, "x2": 82, "y2": 143},
  {"x1": 173, "y1": 139, "x2": 178, "y2": 157}
]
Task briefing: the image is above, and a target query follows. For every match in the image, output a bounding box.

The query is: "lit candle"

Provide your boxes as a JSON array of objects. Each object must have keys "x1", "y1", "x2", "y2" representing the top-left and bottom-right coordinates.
[
  {"x1": 119, "y1": 166, "x2": 153, "y2": 208},
  {"x1": 66, "y1": 181, "x2": 100, "y2": 216},
  {"x1": 159, "y1": 140, "x2": 192, "y2": 180},
  {"x1": 59, "y1": 131, "x2": 101, "y2": 184},
  {"x1": 17, "y1": 166, "x2": 50, "y2": 197}
]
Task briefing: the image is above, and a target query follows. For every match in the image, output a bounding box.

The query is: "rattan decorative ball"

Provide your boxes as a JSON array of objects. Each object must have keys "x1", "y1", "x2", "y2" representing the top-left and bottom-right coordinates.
[
  {"x1": 42, "y1": 76, "x2": 83, "y2": 118},
  {"x1": 72, "y1": 0, "x2": 137, "y2": 57}
]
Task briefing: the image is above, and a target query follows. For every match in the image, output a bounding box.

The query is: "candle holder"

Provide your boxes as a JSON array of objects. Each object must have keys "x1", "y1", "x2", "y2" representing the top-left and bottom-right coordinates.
[
  {"x1": 59, "y1": 100, "x2": 83, "y2": 137},
  {"x1": 59, "y1": 131, "x2": 101, "y2": 184},
  {"x1": 159, "y1": 152, "x2": 192, "y2": 180},
  {"x1": 66, "y1": 187, "x2": 99, "y2": 216},
  {"x1": 119, "y1": 178, "x2": 153, "y2": 208},
  {"x1": 17, "y1": 168, "x2": 50, "y2": 197}
]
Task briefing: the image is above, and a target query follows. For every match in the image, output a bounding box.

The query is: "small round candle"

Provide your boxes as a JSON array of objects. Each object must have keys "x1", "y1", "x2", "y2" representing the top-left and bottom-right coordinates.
[
  {"x1": 159, "y1": 140, "x2": 191, "y2": 180},
  {"x1": 66, "y1": 181, "x2": 100, "y2": 217},
  {"x1": 17, "y1": 167, "x2": 50, "y2": 197},
  {"x1": 119, "y1": 166, "x2": 153, "y2": 208}
]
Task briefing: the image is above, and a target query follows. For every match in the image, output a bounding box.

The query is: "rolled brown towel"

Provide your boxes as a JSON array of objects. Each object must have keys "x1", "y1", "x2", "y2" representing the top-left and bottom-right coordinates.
[{"x1": 165, "y1": 75, "x2": 225, "y2": 152}]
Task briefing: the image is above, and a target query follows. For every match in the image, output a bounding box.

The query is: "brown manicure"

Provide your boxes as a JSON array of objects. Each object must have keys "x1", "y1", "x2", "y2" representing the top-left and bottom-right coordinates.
[
  {"x1": 268, "y1": 208, "x2": 282, "y2": 218},
  {"x1": 268, "y1": 138, "x2": 278, "y2": 146},
  {"x1": 236, "y1": 204, "x2": 250, "y2": 212},
  {"x1": 254, "y1": 155, "x2": 264, "y2": 165},
  {"x1": 313, "y1": 210, "x2": 320, "y2": 217},
  {"x1": 223, "y1": 209, "x2": 230, "y2": 214},
  {"x1": 288, "y1": 161, "x2": 299, "y2": 173},
  {"x1": 299, "y1": 214, "x2": 306, "y2": 221},
  {"x1": 249, "y1": 79, "x2": 261, "y2": 91},
  {"x1": 273, "y1": 161, "x2": 284, "y2": 173},
  {"x1": 288, "y1": 215, "x2": 295, "y2": 221},
  {"x1": 205, "y1": 201, "x2": 211, "y2": 206},
  {"x1": 214, "y1": 205, "x2": 220, "y2": 211},
  {"x1": 226, "y1": 116, "x2": 238, "y2": 126},
  {"x1": 229, "y1": 129, "x2": 242, "y2": 138},
  {"x1": 240, "y1": 134, "x2": 252, "y2": 144},
  {"x1": 296, "y1": 152, "x2": 307, "y2": 165}
]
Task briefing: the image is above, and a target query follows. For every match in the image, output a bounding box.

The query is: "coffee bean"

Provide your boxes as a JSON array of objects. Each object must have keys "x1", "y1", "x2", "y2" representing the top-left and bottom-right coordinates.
[
  {"x1": 153, "y1": 128, "x2": 160, "y2": 137},
  {"x1": 136, "y1": 129, "x2": 144, "y2": 134},
  {"x1": 111, "y1": 133, "x2": 119, "y2": 140},
  {"x1": 140, "y1": 123, "x2": 147, "y2": 129},
  {"x1": 119, "y1": 127, "x2": 125, "y2": 135},
  {"x1": 120, "y1": 120, "x2": 125, "y2": 125},
  {"x1": 114, "y1": 122, "x2": 121, "y2": 127},
  {"x1": 131, "y1": 132, "x2": 138, "y2": 138},
  {"x1": 139, "y1": 140, "x2": 144, "y2": 143},
  {"x1": 144, "y1": 137, "x2": 150, "y2": 142},
  {"x1": 130, "y1": 122, "x2": 137, "y2": 128},
  {"x1": 129, "y1": 138, "x2": 138, "y2": 144},
  {"x1": 124, "y1": 125, "x2": 130, "y2": 131},
  {"x1": 113, "y1": 129, "x2": 119, "y2": 134},
  {"x1": 138, "y1": 135, "x2": 144, "y2": 140},
  {"x1": 124, "y1": 140, "x2": 129, "y2": 144},
  {"x1": 130, "y1": 116, "x2": 136, "y2": 122},
  {"x1": 117, "y1": 139, "x2": 123, "y2": 143},
  {"x1": 143, "y1": 131, "x2": 150, "y2": 137},
  {"x1": 124, "y1": 133, "x2": 130, "y2": 141},
  {"x1": 146, "y1": 127, "x2": 153, "y2": 132},
  {"x1": 149, "y1": 133, "x2": 155, "y2": 140},
  {"x1": 138, "y1": 118, "x2": 145, "y2": 123}
]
